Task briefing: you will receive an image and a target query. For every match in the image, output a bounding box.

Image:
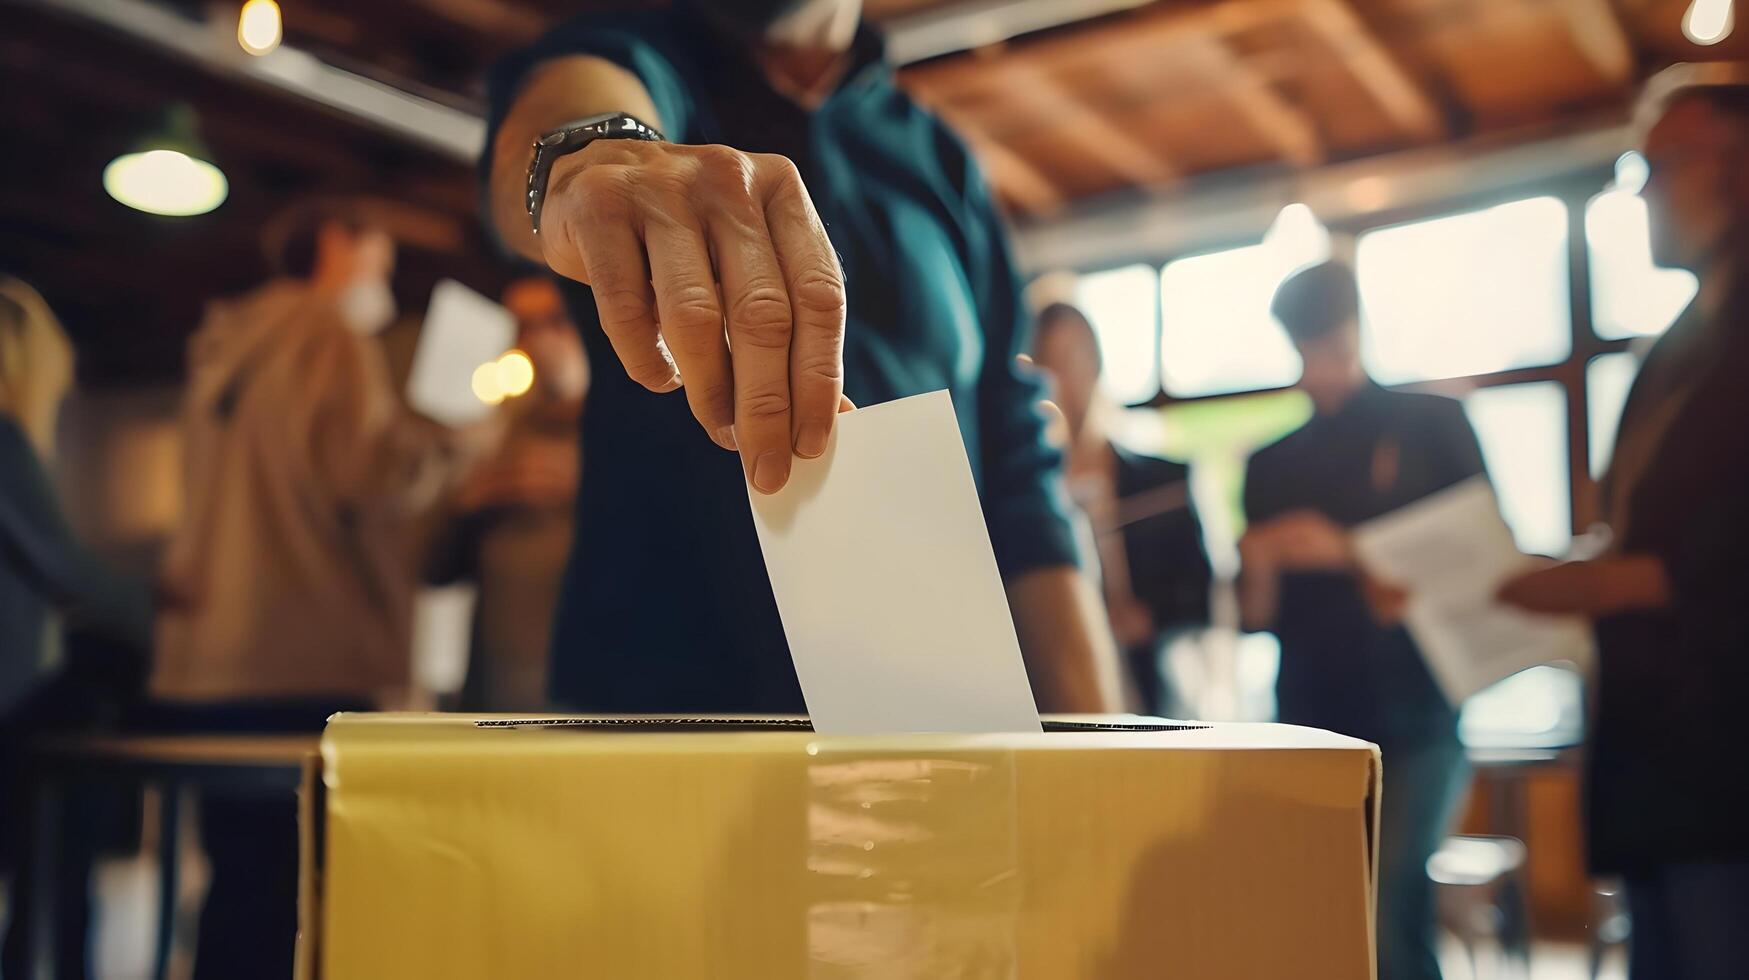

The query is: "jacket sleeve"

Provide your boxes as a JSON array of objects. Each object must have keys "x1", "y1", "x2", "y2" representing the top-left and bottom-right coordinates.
[{"x1": 0, "y1": 420, "x2": 152, "y2": 650}]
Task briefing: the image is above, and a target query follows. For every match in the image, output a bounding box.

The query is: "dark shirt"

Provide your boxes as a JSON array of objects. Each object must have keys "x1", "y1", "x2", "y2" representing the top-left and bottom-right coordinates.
[
  {"x1": 1113, "y1": 449, "x2": 1211, "y2": 636},
  {"x1": 0, "y1": 416, "x2": 151, "y2": 718},
  {"x1": 1587, "y1": 279, "x2": 1749, "y2": 873},
  {"x1": 485, "y1": 11, "x2": 1077, "y2": 711},
  {"x1": 1243, "y1": 384, "x2": 1486, "y2": 745}
]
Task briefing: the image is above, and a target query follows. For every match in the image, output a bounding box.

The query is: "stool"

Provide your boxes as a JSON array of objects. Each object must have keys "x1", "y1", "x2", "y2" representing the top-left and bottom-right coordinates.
[
  {"x1": 1587, "y1": 877, "x2": 1629, "y2": 979},
  {"x1": 1428, "y1": 834, "x2": 1531, "y2": 980}
]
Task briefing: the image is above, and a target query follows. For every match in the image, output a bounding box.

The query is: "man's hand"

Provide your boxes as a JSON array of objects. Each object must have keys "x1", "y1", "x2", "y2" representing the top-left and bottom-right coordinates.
[
  {"x1": 1246, "y1": 510, "x2": 1353, "y2": 571},
  {"x1": 537, "y1": 140, "x2": 846, "y2": 494},
  {"x1": 1497, "y1": 555, "x2": 1671, "y2": 618}
]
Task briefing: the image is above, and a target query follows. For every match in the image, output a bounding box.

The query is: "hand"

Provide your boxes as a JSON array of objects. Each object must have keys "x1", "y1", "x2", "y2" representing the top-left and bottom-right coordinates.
[
  {"x1": 1249, "y1": 511, "x2": 1353, "y2": 571},
  {"x1": 1107, "y1": 594, "x2": 1157, "y2": 649},
  {"x1": 1497, "y1": 556, "x2": 1672, "y2": 616},
  {"x1": 1497, "y1": 556, "x2": 1670, "y2": 617},
  {"x1": 537, "y1": 140, "x2": 846, "y2": 494},
  {"x1": 1359, "y1": 572, "x2": 1409, "y2": 626}
]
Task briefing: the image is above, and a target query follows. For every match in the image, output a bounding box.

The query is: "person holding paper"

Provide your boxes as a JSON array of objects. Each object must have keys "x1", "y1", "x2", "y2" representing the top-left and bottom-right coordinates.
[
  {"x1": 1239, "y1": 259, "x2": 1488, "y2": 980},
  {"x1": 1032, "y1": 303, "x2": 1211, "y2": 716},
  {"x1": 150, "y1": 198, "x2": 460, "y2": 979},
  {"x1": 1499, "y1": 69, "x2": 1749, "y2": 980},
  {"x1": 483, "y1": 0, "x2": 1121, "y2": 714},
  {"x1": 425, "y1": 276, "x2": 588, "y2": 711}
]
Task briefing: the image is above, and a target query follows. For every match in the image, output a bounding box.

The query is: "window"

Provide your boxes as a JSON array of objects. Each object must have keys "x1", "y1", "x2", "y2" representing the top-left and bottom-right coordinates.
[
  {"x1": 1158, "y1": 238, "x2": 1322, "y2": 398},
  {"x1": 1459, "y1": 664, "x2": 1584, "y2": 749},
  {"x1": 1072, "y1": 264, "x2": 1160, "y2": 405},
  {"x1": 1586, "y1": 187, "x2": 1697, "y2": 340},
  {"x1": 1357, "y1": 197, "x2": 1572, "y2": 385},
  {"x1": 1587, "y1": 352, "x2": 1640, "y2": 478},
  {"x1": 1464, "y1": 381, "x2": 1571, "y2": 557}
]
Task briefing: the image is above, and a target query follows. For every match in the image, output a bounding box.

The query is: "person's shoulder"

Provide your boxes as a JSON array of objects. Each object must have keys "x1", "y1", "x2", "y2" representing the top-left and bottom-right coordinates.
[
  {"x1": 1378, "y1": 387, "x2": 1470, "y2": 432},
  {"x1": 0, "y1": 413, "x2": 30, "y2": 458}
]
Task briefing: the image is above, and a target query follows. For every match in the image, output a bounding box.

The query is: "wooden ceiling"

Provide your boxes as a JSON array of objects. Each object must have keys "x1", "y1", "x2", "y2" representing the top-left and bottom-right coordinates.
[{"x1": 2, "y1": 0, "x2": 1743, "y2": 383}]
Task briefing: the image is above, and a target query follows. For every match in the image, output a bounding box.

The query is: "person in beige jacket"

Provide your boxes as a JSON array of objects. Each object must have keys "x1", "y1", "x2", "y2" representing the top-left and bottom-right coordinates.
[{"x1": 150, "y1": 198, "x2": 451, "y2": 979}]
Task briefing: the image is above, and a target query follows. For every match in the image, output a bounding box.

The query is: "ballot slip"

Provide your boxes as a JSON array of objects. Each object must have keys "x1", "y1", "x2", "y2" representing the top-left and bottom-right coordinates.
[
  {"x1": 746, "y1": 390, "x2": 1042, "y2": 735},
  {"x1": 1352, "y1": 476, "x2": 1594, "y2": 706},
  {"x1": 406, "y1": 279, "x2": 516, "y2": 427}
]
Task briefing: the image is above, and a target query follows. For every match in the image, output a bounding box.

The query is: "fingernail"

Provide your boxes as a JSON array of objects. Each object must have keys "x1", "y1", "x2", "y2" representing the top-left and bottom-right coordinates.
[
  {"x1": 795, "y1": 422, "x2": 829, "y2": 459},
  {"x1": 752, "y1": 451, "x2": 788, "y2": 494},
  {"x1": 655, "y1": 374, "x2": 681, "y2": 392},
  {"x1": 713, "y1": 426, "x2": 738, "y2": 451}
]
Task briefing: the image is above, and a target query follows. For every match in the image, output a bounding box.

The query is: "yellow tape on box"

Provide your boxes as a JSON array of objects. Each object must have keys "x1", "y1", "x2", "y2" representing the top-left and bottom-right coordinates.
[{"x1": 298, "y1": 715, "x2": 1380, "y2": 979}]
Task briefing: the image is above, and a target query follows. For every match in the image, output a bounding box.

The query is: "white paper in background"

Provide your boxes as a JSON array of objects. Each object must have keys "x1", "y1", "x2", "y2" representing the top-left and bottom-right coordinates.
[
  {"x1": 411, "y1": 583, "x2": 477, "y2": 697},
  {"x1": 407, "y1": 279, "x2": 516, "y2": 427},
  {"x1": 1353, "y1": 476, "x2": 1593, "y2": 706},
  {"x1": 747, "y1": 390, "x2": 1042, "y2": 735}
]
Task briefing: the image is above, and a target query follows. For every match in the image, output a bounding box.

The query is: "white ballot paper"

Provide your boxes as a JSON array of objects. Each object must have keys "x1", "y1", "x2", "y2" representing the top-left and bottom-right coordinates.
[
  {"x1": 746, "y1": 390, "x2": 1042, "y2": 735},
  {"x1": 407, "y1": 279, "x2": 516, "y2": 427},
  {"x1": 1352, "y1": 476, "x2": 1593, "y2": 706}
]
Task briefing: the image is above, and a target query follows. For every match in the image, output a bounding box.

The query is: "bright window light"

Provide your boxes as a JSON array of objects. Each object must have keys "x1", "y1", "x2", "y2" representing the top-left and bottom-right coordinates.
[
  {"x1": 1465, "y1": 381, "x2": 1572, "y2": 557},
  {"x1": 238, "y1": 0, "x2": 283, "y2": 56},
  {"x1": 1072, "y1": 264, "x2": 1161, "y2": 405},
  {"x1": 1357, "y1": 197, "x2": 1571, "y2": 385},
  {"x1": 1587, "y1": 352, "x2": 1640, "y2": 478},
  {"x1": 103, "y1": 149, "x2": 228, "y2": 216},
  {"x1": 1586, "y1": 189, "x2": 1698, "y2": 340},
  {"x1": 1158, "y1": 204, "x2": 1329, "y2": 398}
]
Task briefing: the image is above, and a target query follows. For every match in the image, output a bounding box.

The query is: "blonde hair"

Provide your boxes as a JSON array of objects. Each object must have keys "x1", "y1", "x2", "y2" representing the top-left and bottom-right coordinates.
[{"x1": 0, "y1": 277, "x2": 75, "y2": 459}]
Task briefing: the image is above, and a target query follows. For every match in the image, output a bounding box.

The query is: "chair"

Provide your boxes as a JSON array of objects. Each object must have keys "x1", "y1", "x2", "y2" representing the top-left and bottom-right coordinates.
[{"x1": 1428, "y1": 834, "x2": 1531, "y2": 980}]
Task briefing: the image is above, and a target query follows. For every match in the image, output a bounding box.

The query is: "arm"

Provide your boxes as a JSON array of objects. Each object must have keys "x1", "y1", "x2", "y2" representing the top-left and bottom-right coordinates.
[
  {"x1": 486, "y1": 47, "x2": 845, "y2": 492},
  {"x1": 1007, "y1": 566, "x2": 1125, "y2": 713},
  {"x1": 0, "y1": 423, "x2": 151, "y2": 649},
  {"x1": 938, "y1": 134, "x2": 1120, "y2": 712}
]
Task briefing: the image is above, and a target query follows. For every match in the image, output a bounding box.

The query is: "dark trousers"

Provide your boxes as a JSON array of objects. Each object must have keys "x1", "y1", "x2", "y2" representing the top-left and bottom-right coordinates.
[
  {"x1": 136, "y1": 698, "x2": 358, "y2": 980},
  {"x1": 1625, "y1": 859, "x2": 1749, "y2": 980},
  {"x1": 1376, "y1": 735, "x2": 1471, "y2": 980}
]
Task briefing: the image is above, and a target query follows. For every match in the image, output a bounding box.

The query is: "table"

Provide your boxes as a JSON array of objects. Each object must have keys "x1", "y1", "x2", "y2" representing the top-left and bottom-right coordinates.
[{"x1": 24, "y1": 735, "x2": 316, "y2": 980}]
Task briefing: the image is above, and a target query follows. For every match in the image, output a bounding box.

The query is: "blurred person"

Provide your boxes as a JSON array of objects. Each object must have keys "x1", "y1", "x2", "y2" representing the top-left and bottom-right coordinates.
[
  {"x1": 1500, "y1": 68, "x2": 1749, "y2": 979},
  {"x1": 1239, "y1": 259, "x2": 1487, "y2": 980},
  {"x1": 0, "y1": 278, "x2": 152, "y2": 979},
  {"x1": 484, "y1": 0, "x2": 1122, "y2": 713},
  {"x1": 149, "y1": 199, "x2": 449, "y2": 979},
  {"x1": 1031, "y1": 303, "x2": 1211, "y2": 716},
  {"x1": 426, "y1": 276, "x2": 587, "y2": 710}
]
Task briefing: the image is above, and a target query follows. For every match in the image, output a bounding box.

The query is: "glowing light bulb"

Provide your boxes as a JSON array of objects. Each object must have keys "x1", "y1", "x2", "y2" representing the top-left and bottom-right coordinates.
[
  {"x1": 1682, "y1": 0, "x2": 1734, "y2": 45},
  {"x1": 472, "y1": 362, "x2": 505, "y2": 405},
  {"x1": 103, "y1": 149, "x2": 228, "y2": 216},
  {"x1": 496, "y1": 350, "x2": 536, "y2": 398},
  {"x1": 238, "y1": 0, "x2": 283, "y2": 56}
]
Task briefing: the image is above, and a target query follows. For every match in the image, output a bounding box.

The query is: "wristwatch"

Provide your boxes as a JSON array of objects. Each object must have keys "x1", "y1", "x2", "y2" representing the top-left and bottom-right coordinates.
[{"x1": 525, "y1": 112, "x2": 666, "y2": 235}]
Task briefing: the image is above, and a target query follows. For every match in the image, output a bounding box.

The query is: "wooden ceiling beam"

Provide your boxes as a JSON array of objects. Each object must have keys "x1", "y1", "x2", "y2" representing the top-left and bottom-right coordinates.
[
  {"x1": 1296, "y1": 0, "x2": 1447, "y2": 142},
  {"x1": 1194, "y1": 41, "x2": 1324, "y2": 167},
  {"x1": 1550, "y1": 0, "x2": 1637, "y2": 84},
  {"x1": 958, "y1": 130, "x2": 1066, "y2": 215},
  {"x1": 1004, "y1": 68, "x2": 1182, "y2": 188}
]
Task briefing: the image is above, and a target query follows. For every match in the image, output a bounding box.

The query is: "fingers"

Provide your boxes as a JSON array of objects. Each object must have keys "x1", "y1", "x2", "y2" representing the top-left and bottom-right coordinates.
[
  {"x1": 708, "y1": 194, "x2": 797, "y2": 491},
  {"x1": 645, "y1": 213, "x2": 737, "y2": 450},
  {"x1": 762, "y1": 156, "x2": 845, "y2": 464},
  {"x1": 559, "y1": 174, "x2": 680, "y2": 394}
]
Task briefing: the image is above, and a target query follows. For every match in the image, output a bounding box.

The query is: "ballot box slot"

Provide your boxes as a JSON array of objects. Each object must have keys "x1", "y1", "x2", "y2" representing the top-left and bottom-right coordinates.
[{"x1": 472, "y1": 717, "x2": 1210, "y2": 733}]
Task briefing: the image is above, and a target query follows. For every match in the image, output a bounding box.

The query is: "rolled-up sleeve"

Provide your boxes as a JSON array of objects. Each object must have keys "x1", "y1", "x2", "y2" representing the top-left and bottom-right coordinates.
[{"x1": 949, "y1": 137, "x2": 1081, "y2": 577}]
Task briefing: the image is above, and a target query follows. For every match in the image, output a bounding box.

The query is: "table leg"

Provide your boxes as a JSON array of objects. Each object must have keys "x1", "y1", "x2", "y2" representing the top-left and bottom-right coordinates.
[
  {"x1": 153, "y1": 784, "x2": 182, "y2": 980},
  {"x1": 26, "y1": 775, "x2": 61, "y2": 980}
]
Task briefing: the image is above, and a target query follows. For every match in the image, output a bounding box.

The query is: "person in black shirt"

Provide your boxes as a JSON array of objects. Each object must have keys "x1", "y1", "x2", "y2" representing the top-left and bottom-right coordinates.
[
  {"x1": 1032, "y1": 303, "x2": 1212, "y2": 716},
  {"x1": 1240, "y1": 260, "x2": 1487, "y2": 980},
  {"x1": 1501, "y1": 69, "x2": 1749, "y2": 980}
]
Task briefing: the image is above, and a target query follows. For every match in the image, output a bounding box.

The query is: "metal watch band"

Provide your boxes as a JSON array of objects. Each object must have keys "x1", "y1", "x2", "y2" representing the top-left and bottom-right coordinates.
[{"x1": 526, "y1": 113, "x2": 666, "y2": 235}]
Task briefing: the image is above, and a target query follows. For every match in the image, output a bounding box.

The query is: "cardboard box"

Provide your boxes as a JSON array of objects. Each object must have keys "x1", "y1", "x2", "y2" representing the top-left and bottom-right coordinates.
[{"x1": 298, "y1": 715, "x2": 1380, "y2": 979}]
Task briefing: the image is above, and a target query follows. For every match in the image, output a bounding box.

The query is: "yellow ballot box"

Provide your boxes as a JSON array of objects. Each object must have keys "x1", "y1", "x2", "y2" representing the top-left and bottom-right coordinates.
[{"x1": 297, "y1": 714, "x2": 1380, "y2": 979}]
